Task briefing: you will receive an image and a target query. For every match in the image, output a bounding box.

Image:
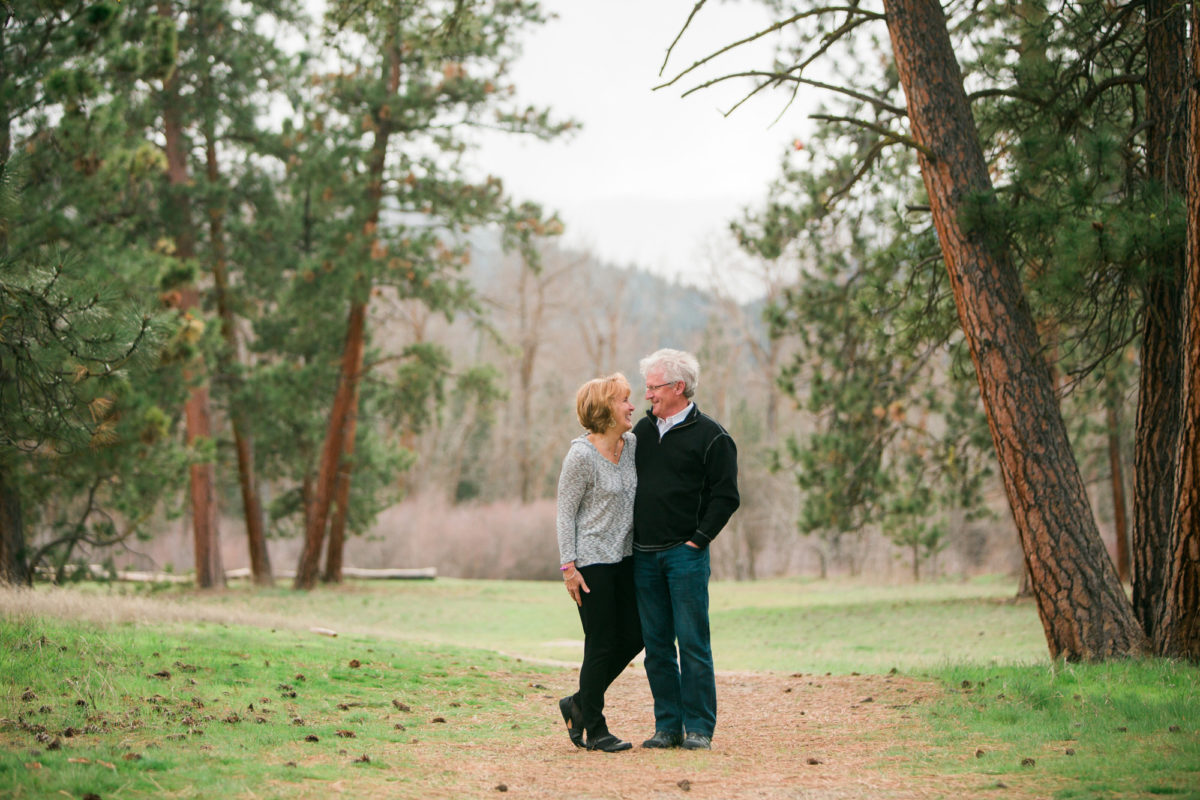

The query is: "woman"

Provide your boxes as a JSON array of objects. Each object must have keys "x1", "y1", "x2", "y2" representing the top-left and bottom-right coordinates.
[{"x1": 555, "y1": 373, "x2": 644, "y2": 752}]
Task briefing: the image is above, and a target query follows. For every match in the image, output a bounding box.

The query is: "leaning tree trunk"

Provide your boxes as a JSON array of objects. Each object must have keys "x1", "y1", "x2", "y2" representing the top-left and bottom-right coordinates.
[
  {"x1": 322, "y1": 470, "x2": 351, "y2": 584},
  {"x1": 323, "y1": 380, "x2": 360, "y2": 584},
  {"x1": 160, "y1": 0, "x2": 223, "y2": 589},
  {"x1": 1156, "y1": 0, "x2": 1200, "y2": 660},
  {"x1": 1132, "y1": 0, "x2": 1188, "y2": 641},
  {"x1": 882, "y1": 0, "x2": 1145, "y2": 659},
  {"x1": 294, "y1": 301, "x2": 366, "y2": 590},
  {"x1": 205, "y1": 135, "x2": 272, "y2": 587}
]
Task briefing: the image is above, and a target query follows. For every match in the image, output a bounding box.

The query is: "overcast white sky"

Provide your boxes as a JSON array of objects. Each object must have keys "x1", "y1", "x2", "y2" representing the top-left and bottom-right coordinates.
[{"x1": 471, "y1": 1, "x2": 815, "y2": 296}]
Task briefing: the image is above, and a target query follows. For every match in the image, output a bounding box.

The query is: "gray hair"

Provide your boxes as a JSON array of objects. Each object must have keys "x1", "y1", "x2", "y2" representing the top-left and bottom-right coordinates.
[{"x1": 639, "y1": 348, "x2": 699, "y2": 399}]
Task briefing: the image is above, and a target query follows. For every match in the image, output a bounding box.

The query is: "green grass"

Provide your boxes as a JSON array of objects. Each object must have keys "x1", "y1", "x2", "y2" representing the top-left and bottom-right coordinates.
[
  {"x1": 914, "y1": 660, "x2": 1200, "y2": 799},
  {"x1": 72, "y1": 573, "x2": 1049, "y2": 673},
  {"x1": 0, "y1": 614, "x2": 552, "y2": 799},
  {"x1": 3, "y1": 576, "x2": 1197, "y2": 799},
  {"x1": 707, "y1": 576, "x2": 1049, "y2": 673}
]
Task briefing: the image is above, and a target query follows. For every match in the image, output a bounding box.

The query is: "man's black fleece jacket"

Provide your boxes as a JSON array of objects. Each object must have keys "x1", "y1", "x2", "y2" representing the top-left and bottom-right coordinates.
[{"x1": 632, "y1": 404, "x2": 740, "y2": 551}]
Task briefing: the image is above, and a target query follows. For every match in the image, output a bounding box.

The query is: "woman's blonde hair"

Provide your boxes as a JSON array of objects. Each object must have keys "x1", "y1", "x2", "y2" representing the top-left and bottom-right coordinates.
[{"x1": 576, "y1": 373, "x2": 631, "y2": 433}]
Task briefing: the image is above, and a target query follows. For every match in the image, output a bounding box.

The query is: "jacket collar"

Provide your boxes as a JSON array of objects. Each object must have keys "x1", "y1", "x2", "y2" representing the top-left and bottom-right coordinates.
[{"x1": 644, "y1": 403, "x2": 699, "y2": 426}]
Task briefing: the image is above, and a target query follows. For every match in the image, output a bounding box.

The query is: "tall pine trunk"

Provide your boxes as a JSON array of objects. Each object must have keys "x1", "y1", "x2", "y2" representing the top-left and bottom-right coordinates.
[
  {"x1": 181, "y1": 338, "x2": 224, "y2": 589},
  {"x1": 205, "y1": 136, "x2": 272, "y2": 586},
  {"x1": 1156, "y1": 0, "x2": 1200, "y2": 660},
  {"x1": 160, "y1": 0, "x2": 223, "y2": 589},
  {"x1": 322, "y1": 380, "x2": 360, "y2": 584},
  {"x1": 1132, "y1": 0, "x2": 1188, "y2": 641},
  {"x1": 1012, "y1": 0, "x2": 1055, "y2": 603},
  {"x1": 0, "y1": 463, "x2": 29, "y2": 586},
  {"x1": 1105, "y1": 384, "x2": 1130, "y2": 582},
  {"x1": 882, "y1": 0, "x2": 1144, "y2": 659},
  {"x1": 0, "y1": 35, "x2": 21, "y2": 587},
  {"x1": 294, "y1": 301, "x2": 366, "y2": 590},
  {"x1": 295, "y1": 33, "x2": 401, "y2": 588}
]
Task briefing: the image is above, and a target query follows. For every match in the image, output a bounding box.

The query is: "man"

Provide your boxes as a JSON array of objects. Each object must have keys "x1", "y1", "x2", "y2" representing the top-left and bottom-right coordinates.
[{"x1": 632, "y1": 348, "x2": 739, "y2": 751}]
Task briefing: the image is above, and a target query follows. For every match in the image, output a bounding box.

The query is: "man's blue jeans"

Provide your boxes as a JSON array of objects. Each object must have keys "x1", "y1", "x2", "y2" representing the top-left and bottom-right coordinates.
[{"x1": 633, "y1": 543, "x2": 716, "y2": 737}]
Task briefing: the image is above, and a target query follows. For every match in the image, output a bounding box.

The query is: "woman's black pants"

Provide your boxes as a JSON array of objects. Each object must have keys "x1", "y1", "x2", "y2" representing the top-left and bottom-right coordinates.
[{"x1": 573, "y1": 556, "x2": 644, "y2": 738}]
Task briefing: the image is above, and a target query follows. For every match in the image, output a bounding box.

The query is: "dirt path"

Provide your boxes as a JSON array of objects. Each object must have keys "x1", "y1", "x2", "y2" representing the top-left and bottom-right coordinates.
[
  {"x1": 1, "y1": 589, "x2": 1001, "y2": 798},
  {"x1": 403, "y1": 668, "x2": 980, "y2": 800}
]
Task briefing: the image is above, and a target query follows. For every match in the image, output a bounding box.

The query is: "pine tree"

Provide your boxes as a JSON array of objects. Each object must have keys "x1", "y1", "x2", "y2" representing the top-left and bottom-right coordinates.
[
  {"x1": 1132, "y1": 0, "x2": 1189, "y2": 645},
  {"x1": 183, "y1": 0, "x2": 305, "y2": 587},
  {"x1": 670, "y1": 0, "x2": 1156, "y2": 656},
  {"x1": 885, "y1": 0, "x2": 1147, "y2": 658},
  {"x1": 0, "y1": 1, "x2": 188, "y2": 584},
  {"x1": 0, "y1": 166, "x2": 171, "y2": 584},
  {"x1": 1155, "y1": 0, "x2": 1200, "y2": 660},
  {"x1": 285, "y1": 0, "x2": 571, "y2": 588},
  {"x1": 737, "y1": 125, "x2": 990, "y2": 579}
]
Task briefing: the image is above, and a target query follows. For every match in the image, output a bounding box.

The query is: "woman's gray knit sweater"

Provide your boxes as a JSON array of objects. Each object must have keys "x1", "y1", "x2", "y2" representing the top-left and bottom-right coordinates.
[{"x1": 555, "y1": 432, "x2": 637, "y2": 568}]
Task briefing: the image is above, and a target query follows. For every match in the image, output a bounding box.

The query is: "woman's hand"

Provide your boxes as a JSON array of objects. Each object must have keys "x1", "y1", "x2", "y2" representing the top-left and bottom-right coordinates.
[{"x1": 563, "y1": 564, "x2": 589, "y2": 607}]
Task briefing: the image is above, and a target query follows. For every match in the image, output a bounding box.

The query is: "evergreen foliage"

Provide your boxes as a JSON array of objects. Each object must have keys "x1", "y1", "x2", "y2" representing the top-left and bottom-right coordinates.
[
  {"x1": 1, "y1": 0, "x2": 578, "y2": 584},
  {"x1": 0, "y1": 158, "x2": 179, "y2": 584},
  {"x1": 713, "y1": 0, "x2": 1188, "y2": 590},
  {"x1": 733, "y1": 49, "x2": 991, "y2": 578}
]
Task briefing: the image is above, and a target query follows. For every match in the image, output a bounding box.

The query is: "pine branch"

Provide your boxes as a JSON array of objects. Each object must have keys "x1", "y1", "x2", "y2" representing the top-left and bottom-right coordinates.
[
  {"x1": 656, "y1": 4, "x2": 883, "y2": 90},
  {"x1": 29, "y1": 475, "x2": 104, "y2": 573},
  {"x1": 810, "y1": 114, "x2": 933, "y2": 158},
  {"x1": 682, "y1": 69, "x2": 905, "y2": 119},
  {"x1": 1078, "y1": 73, "x2": 1143, "y2": 109},
  {"x1": 789, "y1": 7, "x2": 879, "y2": 87},
  {"x1": 659, "y1": 0, "x2": 708, "y2": 77},
  {"x1": 967, "y1": 87, "x2": 1049, "y2": 106},
  {"x1": 1043, "y1": 2, "x2": 1141, "y2": 111},
  {"x1": 826, "y1": 138, "x2": 892, "y2": 205}
]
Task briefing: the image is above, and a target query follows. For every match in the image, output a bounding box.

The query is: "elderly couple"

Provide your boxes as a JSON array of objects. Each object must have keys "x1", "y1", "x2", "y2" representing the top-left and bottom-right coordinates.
[{"x1": 555, "y1": 348, "x2": 740, "y2": 753}]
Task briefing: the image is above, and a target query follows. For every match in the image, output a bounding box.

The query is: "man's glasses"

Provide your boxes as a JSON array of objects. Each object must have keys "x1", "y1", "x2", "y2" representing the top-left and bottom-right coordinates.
[{"x1": 646, "y1": 382, "x2": 675, "y2": 392}]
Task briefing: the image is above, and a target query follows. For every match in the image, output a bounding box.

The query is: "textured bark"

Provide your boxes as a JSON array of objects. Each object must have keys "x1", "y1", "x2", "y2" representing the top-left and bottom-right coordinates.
[
  {"x1": 206, "y1": 137, "x2": 272, "y2": 587},
  {"x1": 181, "y1": 344, "x2": 224, "y2": 589},
  {"x1": 1132, "y1": 0, "x2": 1188, "y2": 641},
  {"x1": 0, "y1": 464, "x2": 29, "y2": 586},
  {"x1": 294, "y1": 301, "x2": 366, "y2": 590},
  {"x1": 1016, "y1": 0, "x2": 1054, "y2": 596},
  {"x1": 882, "y1": 0, "x2": 1145, "y2": 659},
  {"x1": 1156, "y1": 0, "x2": 1200, "y2": 660},
  {"x1": 1106, "y1": 392, "x2": 1130, "y2": 583},
  {"x1": 322, "y1": 379, "x2": 359, "y2": 584},
  {"x1": 322, "y1": 470, "x2": 349, "y2": 584},
  {"x1": 160, "y1": 0, "x2": 223, "y2": 589}
]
